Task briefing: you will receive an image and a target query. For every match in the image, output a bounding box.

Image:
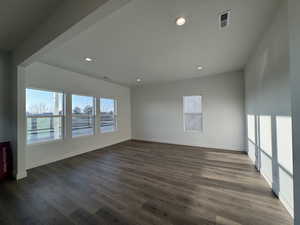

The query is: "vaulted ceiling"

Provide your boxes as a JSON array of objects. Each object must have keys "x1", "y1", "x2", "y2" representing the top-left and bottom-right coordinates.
[{"x1": 39, "y1": 0, "x2": 281, "y2": 86}]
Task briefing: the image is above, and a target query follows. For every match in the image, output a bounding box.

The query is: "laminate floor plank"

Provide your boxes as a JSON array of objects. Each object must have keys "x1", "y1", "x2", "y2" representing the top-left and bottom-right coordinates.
[{"x1": 0, "y1": 140, "x2": 293, "y2": 225}]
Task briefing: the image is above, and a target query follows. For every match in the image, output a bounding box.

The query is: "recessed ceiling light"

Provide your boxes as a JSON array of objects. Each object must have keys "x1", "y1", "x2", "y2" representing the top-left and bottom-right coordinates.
[
  {"x1": 197, "y1": 66, "x2": 204, "y2": 70},
  {"x1": 136, "y1": 78, "x2": 142, "y2": 83},
  {"x1": 176, "y1": 17, "x2": 186, "y2": 26},
  {"x1": 85, "y1": 57, "x2": 93, "y2": 62}
]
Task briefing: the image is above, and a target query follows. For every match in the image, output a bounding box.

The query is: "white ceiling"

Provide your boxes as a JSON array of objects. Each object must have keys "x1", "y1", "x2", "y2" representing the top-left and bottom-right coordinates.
[
  {"x1": 0, "y1": 0, "x2": 62, "y2": 51},
  {"x1": 40, "y1": 0, "x2": 281, "y2": 86}
]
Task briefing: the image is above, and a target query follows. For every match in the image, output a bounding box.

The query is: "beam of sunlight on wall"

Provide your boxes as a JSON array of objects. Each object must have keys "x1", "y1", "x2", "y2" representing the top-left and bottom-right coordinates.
[
  {"x1": 276, "y1": 116, "x2": 293, "y2": 174},
  {"x1": 260, "y1": 151, "x2": 273, "y2": 186},
  {"x1": 247, "y1": 115, "x2": 256, "y2": 162},
  {"x1": 247, "y1": 115, "x2": 256, "y2": 142},
  {"x1": 259, "y1": 115, "x2": 272, "y2": 156},
  {"x1": 279, "y1": 167, "x2": 294, "y2": 215}
]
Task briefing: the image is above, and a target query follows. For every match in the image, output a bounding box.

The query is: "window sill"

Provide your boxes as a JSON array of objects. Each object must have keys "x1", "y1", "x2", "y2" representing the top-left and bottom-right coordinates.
[
  {"x1": 184, "y1": 130, "x2": 203, "y2": 133},
  {"x1": 100, "y1": 129, "x2": 118, "y2": 134},
  {"x1": 26, "y1": 138, "x2": 64, "y2": 147},
  {"x1": 72, "y1": 134, "x2": 95, "y2": 139}
]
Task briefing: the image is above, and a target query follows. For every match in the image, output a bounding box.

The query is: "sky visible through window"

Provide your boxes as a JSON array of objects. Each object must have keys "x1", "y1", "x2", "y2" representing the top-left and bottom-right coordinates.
[
  {"x1": 26, "y1": 88, "x2": 63, "y2": 114},
  {"x1": 26, "y1": 89, "x2": 115, "y2": 115},
  {"x1": 184, "y1": 96, "x2": 202, "y2": 114},
  {"x1": 101, "y1": 98, "x2": 115, "y2": 113},
  {"x1": 26, "y1": 89, "x2": 117, "y2": 143},
  {"x1": 72, "y1": 95, "x2": 93, "y2": 111}
]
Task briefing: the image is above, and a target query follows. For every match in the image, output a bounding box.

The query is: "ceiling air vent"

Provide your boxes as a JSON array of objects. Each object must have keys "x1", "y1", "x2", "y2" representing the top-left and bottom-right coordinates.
[
  {"x1": 103, "y1": 76, "x2": 111, "y2": 81},
  {"x1": 219, "y1": 10, "x2": 231, "y2": 29}
]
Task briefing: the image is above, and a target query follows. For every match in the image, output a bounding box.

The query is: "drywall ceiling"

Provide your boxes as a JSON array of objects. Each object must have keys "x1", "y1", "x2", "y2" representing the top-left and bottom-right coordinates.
[
  {"x1": 40, "y1": 0, "x2": 281, "y2": 86},
  {"x1": 0, "y1": 0, "x2": 62, "y2": 51}
]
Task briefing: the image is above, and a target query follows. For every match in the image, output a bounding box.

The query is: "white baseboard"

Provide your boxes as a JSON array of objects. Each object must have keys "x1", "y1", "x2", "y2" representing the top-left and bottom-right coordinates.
[
  {"x1": 14, "y1": 171, "x2": 27, "y2": 180},
  {"x1": 132, "y1": 138, "x2": 246, "y2": 152},
  {"x1": 247, "y1": 155, "x2": 294, "y2": 217},
  {"x1": 260, "y1": 170, "x2": 273, "y2": 188},
  {"x1": 279, "y1": 194, "x2": 294, "y2": 217}
]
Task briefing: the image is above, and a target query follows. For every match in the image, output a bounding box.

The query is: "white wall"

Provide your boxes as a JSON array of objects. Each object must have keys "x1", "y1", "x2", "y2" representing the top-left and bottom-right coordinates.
[
  {"x1": 10, "y1": 0, "x2": 131, "y2": 180},
  {"x1": 245, "y1": 2, "x2": 293, "y2": 215},
  {"x1": 288, "y1": 0, "x2": 300, "y2": 222},
  {"x1": 131, "y1": 71, "x2": 245, "y2": 151},
  {"x1": 24, "y1": 62, "x2": 131, "y2": 169},
  {"x1": 0, "y1": 51, "x2": 10, "y2": 142}
]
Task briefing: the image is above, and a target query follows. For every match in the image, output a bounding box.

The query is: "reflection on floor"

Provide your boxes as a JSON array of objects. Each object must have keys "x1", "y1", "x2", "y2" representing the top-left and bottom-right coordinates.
[{"x1": 0, "y1": 140, "x2": 293, "y2": 225}]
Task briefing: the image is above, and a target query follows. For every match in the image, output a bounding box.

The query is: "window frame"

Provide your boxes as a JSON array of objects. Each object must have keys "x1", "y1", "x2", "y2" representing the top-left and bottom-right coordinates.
[
  {"x1": 25, "y1": 89, "x2": 120, "y2": 144},
  {"x1": 26, "y1": 87, "x2": 66, "y2": 145},
  {"x1": 100, "y1": 97, "x2": 118, "y2": 133},
  {"x1": 71, "y1": 94, "x2": 96, "y2": 138},
  {"x1": 183, "y1": 96, "x2": 203, "y2": 132}
]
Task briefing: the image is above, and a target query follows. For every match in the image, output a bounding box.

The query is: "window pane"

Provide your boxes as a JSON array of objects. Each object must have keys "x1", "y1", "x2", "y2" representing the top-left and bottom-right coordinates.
[
  {"x1": 101, "y1": 115, "x2": 116, "y2": 132},
  {"x1": 26, "y1": 89, "x2": 63, "y2": 116},
  {"x1": 184, "y1": 114, "x2": 202, "y2": 131},
  {"x1": 27, "y1": 117, "x2": 62, "y2": 144},
  {"x1": 26, "y1": 88, "x2": 64, "y2": 144},
  {"x1": 184, "y1": 96, "x2": 202, "y2": 113},
  {"x1": 100, "y1": 98, "x2": 116, "y2": 132},
  {"x1": 183, "y1": 96, "x2": 203, "y2": 132},
  {"x1": 72, "y1": 116, "x2": 94, "y2": 137},
  {"x1": 100, "y1": 98, "x2": 115, "y2": 114},
  {"x1": 72, "y1": 95, "x2": 95, "y2": 137},
  {"x1": 72, "y1": 95, "x2": 94, "y2": 116}
]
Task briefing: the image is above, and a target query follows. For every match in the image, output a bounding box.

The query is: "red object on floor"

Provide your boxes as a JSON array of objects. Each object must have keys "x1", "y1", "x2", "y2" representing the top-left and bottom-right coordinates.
[{"x1": 0, "y1": 142, "x2": 12, "y2": 180}]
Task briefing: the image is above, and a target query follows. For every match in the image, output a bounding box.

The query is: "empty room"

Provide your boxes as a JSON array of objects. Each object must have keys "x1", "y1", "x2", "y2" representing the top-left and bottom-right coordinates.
[{"x1": 0, "y1": 0, "x2": 300, "y2": 224}]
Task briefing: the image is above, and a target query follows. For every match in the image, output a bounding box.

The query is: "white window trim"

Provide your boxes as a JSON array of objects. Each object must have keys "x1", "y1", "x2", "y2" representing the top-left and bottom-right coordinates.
[{"x1": 26, "y1": 89, "x2": 120, "y2": 144}]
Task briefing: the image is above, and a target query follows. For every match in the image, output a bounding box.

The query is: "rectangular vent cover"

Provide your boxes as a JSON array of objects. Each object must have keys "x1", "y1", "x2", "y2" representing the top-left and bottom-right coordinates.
[{"x1": 219, "y1": 10, "x2": 231, "y2": 28}]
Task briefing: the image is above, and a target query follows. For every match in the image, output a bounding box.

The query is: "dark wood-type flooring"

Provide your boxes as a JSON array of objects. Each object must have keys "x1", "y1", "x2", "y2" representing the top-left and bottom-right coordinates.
[{"x1": 0, "y1": 140, "x2": 293, "y2": 225}]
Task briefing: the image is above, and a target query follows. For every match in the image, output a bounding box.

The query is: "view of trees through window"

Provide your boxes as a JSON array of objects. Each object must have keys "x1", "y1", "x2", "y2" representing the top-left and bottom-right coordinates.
[
  {"x1": 72, "y1": 95, "x2": 94, "y2": 137},
  {"x1": 26, "y1": 89, "x2": 118, "y2": 144},
  {"x1": 100, "y1": 98, "x2": 117, "y2": 132},
  {"x1": 26, "y1": 88, "x2": 64, "y2": 144}
]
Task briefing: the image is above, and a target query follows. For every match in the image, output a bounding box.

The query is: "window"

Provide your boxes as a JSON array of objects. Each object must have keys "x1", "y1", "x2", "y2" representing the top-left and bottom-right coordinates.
[
  {"x1": 100, "y1": 98, "x2": 117, "y2": 133},
  {"x1": 72, "y1": 95, "x2": 95, "y2": 137},
  {"x1": 183, "y1": 96, "x2": 203, "y2": 132},
  {"x1": 26, "y1": 88, "x2": 64, "y2": 144}
]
